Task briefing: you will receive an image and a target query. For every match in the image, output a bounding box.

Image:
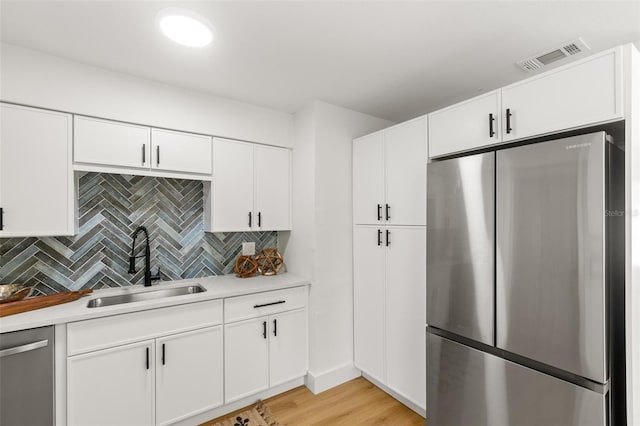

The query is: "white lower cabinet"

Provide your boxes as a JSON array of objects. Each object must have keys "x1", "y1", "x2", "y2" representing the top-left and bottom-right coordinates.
[
  {"x1": 224, "y1": 288, "x2": 308, "y2": 404},
  {"x1": 66, "y1": 289, "x2": 308, "y2": 424},
  {"x1": 66, "y1": 300, "x2": 224, "y2": 426},
  {"x1": 224, "y1": 318, "x2": 269, "y2": 402},
  {"x1": 67, "y1": 325, "x2": 222, "y2": 426},
  {"x1": 67, "y1": 340, "x2": 154, "y2": 426},
  {"x1": 225, "y1": 309, "x2": 307, "y2": 404},
  {"x1": 354, "y1": 226, "x2": 426, "y2": 411},
  {"x1": 269, "y1": 309, "x2": 307, "y2": 387},
  {"x1": 155, "y1": 327, "x2": 223, "y2": 426}
]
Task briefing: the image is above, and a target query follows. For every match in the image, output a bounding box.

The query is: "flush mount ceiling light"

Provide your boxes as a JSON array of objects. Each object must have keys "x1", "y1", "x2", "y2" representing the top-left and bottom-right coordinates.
[{"x1": 157, "y1": 8, "x2": 213, "y2": 47}]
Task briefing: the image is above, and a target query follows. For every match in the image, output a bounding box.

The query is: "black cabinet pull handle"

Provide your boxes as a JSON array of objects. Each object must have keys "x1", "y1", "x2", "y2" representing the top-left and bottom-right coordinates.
[
  {"x1": 0, "y1": 207, "x2": 3, "y2": 231},
  {"x1": 248, "y1": 212, "x2": 252, "y2": 227},
  {"x1": 273, "y1": 319, "x2": 277, "y2": 337},
  {"x1": 377, "y1": 229, "x2": 382, "y2": 246},
  {"x1": 162, "y1": 343, "x2": 165, "y2": 365},
  {"x1": 506, "y1": 108, "x2": 512, "y2": 134},
  {"x1": 377, "y1": 204, "x2": 382, "y2": 221},
  {"x1": 386, "y1": 230, "x2": 391, "y2": 247},
  {"x1": 142, "y1": 144, "x2": 146, "y2": 165},
  {"x1": 146, "y1": 347, "x2": 149, "y2": 370},
  {"x1": 385, "y1": 204, "x2": 390, "y2": 221},
  {"x1": 489, "y1": 113, "x2": 495, "y2": 138},
  {"x1": 262, "y1": 321, "x2": 267, "y2": 339},
  {"x1": 156, "y1": 146, "x2": 160, "y2": 166},
  {"x1": 254, "y1": 300, "x2": 286, "y2": 308},
  {"x1": 258, "y1": 212, "x2": 262, "y2": 228}
]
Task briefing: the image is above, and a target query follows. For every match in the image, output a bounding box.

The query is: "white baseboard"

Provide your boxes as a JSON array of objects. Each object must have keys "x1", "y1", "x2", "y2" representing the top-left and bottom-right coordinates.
[
  {"x1": 362, "y1": 372, "x2": 426, "y2": 418},
  {"x1": 173, "y1": 377, "x2": 305, "y2": 426},
  {"x1": 305, "y1": 362, "x2": 362, "y2": 394}
]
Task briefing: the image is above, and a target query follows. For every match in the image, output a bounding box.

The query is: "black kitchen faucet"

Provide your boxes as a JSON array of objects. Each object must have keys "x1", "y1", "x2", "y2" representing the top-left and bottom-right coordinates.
[{"x1": 128, "y1": 226, "x2": 161, "y2": 286}]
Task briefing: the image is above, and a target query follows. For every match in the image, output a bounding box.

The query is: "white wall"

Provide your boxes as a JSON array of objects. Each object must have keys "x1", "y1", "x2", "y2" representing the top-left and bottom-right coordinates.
[
  {"x1": 285, "y1": 100, "x2": 393, "y2": 392},
  {"x1": 0, "y1": 43, "x2": 294, "y2": 147}
]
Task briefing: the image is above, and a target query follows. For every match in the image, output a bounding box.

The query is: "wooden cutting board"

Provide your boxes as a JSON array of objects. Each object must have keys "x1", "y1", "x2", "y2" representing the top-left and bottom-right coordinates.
[{"x1": 0, "y1": 289, "x2": 93, "y2": 318}]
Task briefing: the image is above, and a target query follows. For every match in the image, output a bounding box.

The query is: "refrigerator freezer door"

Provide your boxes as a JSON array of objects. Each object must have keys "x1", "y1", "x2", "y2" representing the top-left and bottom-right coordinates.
[
  {"x1": 427, "y1": 332, "x2": 606, "y2": 426},
  {"x1": 496, "y1": 132, "x2": 607, "y2": 384},
  {"x1": 427, "y1": 152, "x2": 494, "y2": 345}
]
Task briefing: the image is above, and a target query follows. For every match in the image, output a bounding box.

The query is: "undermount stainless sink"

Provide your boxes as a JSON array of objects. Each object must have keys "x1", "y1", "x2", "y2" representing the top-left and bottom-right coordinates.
[{"x1": 86, "y1": 284, "x2": 206, "y2": 308}]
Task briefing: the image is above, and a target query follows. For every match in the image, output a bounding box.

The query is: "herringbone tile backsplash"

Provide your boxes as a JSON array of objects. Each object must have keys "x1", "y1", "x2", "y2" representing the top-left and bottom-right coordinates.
[{"x1": 0, "y1": 173, "x2": 277, "y2": 295}]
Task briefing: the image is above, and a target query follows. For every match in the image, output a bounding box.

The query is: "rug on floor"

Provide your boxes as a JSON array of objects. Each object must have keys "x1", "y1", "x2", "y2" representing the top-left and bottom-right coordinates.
[{"x1": 212, "y1": 401, "x2": 280, "y2": 426}]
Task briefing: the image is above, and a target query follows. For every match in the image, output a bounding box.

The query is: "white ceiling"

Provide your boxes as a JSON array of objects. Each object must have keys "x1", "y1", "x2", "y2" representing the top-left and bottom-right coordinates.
[{"x1": 1, "y1": 1, "x2": 639, "y2": 122}]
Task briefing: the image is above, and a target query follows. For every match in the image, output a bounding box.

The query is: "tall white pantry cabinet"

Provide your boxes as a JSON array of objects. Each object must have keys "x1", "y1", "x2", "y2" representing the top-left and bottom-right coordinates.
[{"x1": 352, "y1": 115, "x2": 427, "y2": 413}]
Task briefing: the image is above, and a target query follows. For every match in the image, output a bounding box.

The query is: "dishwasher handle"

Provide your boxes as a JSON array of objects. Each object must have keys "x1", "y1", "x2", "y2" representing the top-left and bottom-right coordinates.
[{"x1": 0, "y1": 339, "x2": 48, "y2": 358}]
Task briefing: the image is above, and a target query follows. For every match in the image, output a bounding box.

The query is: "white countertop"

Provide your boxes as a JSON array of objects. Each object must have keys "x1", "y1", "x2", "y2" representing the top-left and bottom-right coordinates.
[{"x1": 0, "y1": 273, "x2": 310, "y2": 333}]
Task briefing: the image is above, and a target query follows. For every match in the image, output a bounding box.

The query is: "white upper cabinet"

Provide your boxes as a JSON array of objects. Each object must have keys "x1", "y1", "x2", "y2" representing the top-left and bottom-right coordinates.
[
  {"x1": 254, "y1": 145, "x2": 291, "y2": 231},
  {"x1": 353, "y1": 117, "x2": 426, "y2": 226},
  {"x1": 428, "y1": 47, "x2": 624, "y2": 158},
  {"x1": 429, "y1": 91, "x2": 501, "y2": 157},
  {"x1": 209, "y1": 138, "x2": 254, "y2": 232},
  {"x1": 353, "y1": 132, "x2": 385, "y2": 225},
  {"x1": 150, "y1": 129, "x2": 212, "y2": 175},
  {"x1": 385, "y1": 118, "x2": 427, "y2": 226},
  {"x1": 74, "y1": 116, "x2": 150, "y2": 169},
  {"x1": 74, "y1": 116, "x2": 212, "y2": 179},
  {"x1": 0, "y1": 103, "x2": 74, "y2": 237},
  {"x1": 501, "y1": 48, "x2": 623, "y2": 142},
  {"x1": 207, "y1": 138, "x2": 290, "y2": 233}
]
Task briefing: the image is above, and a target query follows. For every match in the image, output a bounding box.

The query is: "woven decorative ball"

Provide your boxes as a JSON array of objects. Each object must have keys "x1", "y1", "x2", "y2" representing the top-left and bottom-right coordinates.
[
  {"x1": 234, "y1": 255, "x2": 258, "y2": 278},
  {"x1": 255, "y1": 248, "x2": 284, "y2": 276}
]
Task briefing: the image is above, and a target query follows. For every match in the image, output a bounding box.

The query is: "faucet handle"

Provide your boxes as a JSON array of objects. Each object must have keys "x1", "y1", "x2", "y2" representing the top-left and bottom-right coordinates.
[
  {"x1": 150, "y1": 266, "x2": 161, "y2": 282},
  {"x1": 128, "y1": 257, "x2": 137, "y2": 274}
]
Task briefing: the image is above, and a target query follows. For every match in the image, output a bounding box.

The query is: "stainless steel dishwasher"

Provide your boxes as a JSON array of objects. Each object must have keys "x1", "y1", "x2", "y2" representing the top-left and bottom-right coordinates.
[{"x1": 0, "y1": 326, "x2": 54, "y2": 426}]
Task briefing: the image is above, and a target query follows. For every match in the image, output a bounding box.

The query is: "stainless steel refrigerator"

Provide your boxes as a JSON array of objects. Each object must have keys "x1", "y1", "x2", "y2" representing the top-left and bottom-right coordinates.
[{"x1": 426, "y1": 131, "x2": 625, "y2": 425}]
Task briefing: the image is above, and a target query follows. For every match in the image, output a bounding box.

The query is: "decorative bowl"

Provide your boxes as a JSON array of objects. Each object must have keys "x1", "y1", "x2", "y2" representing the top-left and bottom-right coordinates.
[{"x1": 0, "y1": 284, "x2": 33, "y2": 304}]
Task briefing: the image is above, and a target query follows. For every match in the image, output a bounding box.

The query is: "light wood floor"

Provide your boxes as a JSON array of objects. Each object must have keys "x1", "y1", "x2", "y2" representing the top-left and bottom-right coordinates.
[{"x1": 202, "y1": 377, "x2": 425, "y2": 426}]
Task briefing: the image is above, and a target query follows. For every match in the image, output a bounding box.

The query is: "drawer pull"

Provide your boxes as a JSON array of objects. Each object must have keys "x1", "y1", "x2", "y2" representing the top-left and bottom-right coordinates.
[
  {"x1": 253, "y1": 300, "x2": 286, "y2": 309},
  {"x1": 0, "y1": 340, "x2": 48, "y2": 358}
]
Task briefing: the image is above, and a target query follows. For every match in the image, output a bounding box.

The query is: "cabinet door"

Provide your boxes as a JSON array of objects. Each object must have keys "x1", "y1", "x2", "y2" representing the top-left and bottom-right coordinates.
[
  {"x1": 0, "y1": 104, "x2": 73, "y2": 237},
  {"x1": 224, "y1": 317, "x2": 269, "y2": 403},
  {"x1": 67, "y1": 341, "x2": 154, "y2": 426},
  {"x1": 353, "y1": 132, "x2": 384, "y2": 225},
  {"x1": 210, "y1": 138, "x2": 254, "y2": 232},
  {"x1": 151, "y1": 128, "x2": 212, "y2": 175},
  {"x1": 254, "y1": 145, "x2": 290, "y2": 230},
  {"x1": 353, "y1": 226, "x2": 386, "y2": 382},
  {"x1": 385, "y1": 117, "x2": 427, "y2": 226},
  {"x1": 385, "y1": 227, "x2": 426, "y2": 409},
  {"x1": 502, "y1": 48, "x2": 622, "y2": 142},
  {"x1": 74, "y1": 116, "x2": 150, "y2": 169},
  {"x1": 269, "y1": 309, "x2": 307, "y2": 387},
  {"x1": 155, "y1": 326, "x2": 223, "y2": 426},
  {"x1": 428, "y1": 91, "x2": 501, "y2": 158}
]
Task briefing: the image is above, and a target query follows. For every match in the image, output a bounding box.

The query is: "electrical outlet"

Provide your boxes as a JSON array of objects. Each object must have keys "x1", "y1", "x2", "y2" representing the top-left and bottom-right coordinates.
[{"x1": 242, "y1": 242, "x2": 255, "y2": 256}]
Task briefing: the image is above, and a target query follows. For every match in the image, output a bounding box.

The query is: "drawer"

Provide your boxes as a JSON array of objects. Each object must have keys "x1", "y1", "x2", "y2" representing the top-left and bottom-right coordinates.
[
  {"x1": 224, "y1": 286, "x2": 307, "y2": 323},
  {"x1": 67, "y1": 299, "x2": 222, "y2": 356}
]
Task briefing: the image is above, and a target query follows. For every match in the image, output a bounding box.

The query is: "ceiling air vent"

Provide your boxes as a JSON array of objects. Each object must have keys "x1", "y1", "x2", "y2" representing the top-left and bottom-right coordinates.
[{"x1": 517, "y1": 38, "x2": 590, "y2": 72}]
